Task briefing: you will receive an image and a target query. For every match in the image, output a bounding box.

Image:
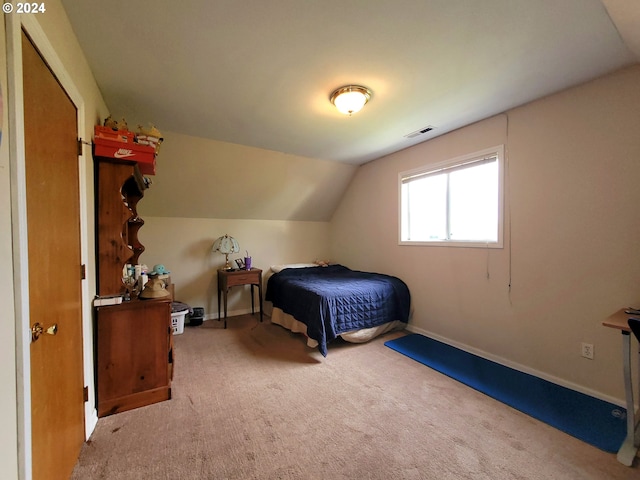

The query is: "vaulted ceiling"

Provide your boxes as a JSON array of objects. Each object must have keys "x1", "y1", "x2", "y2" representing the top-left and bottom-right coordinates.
[{"x1": 61, "y1": 0, "x2": 640, "y2": 165}]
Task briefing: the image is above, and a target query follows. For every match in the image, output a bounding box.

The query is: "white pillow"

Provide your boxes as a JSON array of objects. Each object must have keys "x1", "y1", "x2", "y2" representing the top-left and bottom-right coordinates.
[{"x1": 270, "y1": 263, "x2": 318, "y2": 273}]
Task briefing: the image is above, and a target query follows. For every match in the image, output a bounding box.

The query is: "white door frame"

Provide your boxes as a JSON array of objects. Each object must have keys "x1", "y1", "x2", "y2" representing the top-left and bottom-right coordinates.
[{"x1": 6, "y1": 13, "x2": 96, "y2": 480}]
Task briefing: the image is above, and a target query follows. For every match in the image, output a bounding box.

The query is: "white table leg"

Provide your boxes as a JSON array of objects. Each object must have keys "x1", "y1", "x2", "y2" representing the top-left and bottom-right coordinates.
[{"x1": 616, "y1": 331, "x2": 639, "y2": 466}]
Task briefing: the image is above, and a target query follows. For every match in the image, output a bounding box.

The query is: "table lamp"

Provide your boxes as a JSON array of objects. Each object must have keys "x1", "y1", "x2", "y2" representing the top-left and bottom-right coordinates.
[{"x1": 212, "y1": 234, "x2": 240, "y2": 271}]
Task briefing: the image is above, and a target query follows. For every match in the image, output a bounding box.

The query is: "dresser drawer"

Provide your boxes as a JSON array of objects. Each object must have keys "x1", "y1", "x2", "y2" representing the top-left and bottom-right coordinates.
[{"x1": 226, "y1": 272, "x2": 259, "y2": 286}]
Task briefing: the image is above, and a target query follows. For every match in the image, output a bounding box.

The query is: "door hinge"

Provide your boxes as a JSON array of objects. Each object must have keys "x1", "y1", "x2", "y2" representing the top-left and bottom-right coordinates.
[
  {"x1": 78, "y1": 138, "x2": 91, "y2": 156},
  {"x1": 83, "y1": 386, "x2": 89, "y2": 402},
  {"x1": 80, "y1": 264, "x2": 86, "y2": 280}
]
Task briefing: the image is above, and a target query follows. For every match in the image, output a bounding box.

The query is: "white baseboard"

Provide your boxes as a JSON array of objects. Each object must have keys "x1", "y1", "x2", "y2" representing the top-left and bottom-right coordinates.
[
  {"x1": 404, "y1": 324, "x2": 626, "y2": 408},
  {"x1": 84, "y1": 408, "x2": 99, "y2": 440},
  {"x1": 203, "y1": 308, "x2": 265, "y2": 321}
]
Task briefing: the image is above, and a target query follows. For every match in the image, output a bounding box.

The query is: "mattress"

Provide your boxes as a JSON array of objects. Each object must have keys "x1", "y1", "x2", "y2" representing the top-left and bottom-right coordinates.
[
  {"x1": 270, "y1": 307, "x2": 405, "y2": 349},
  {"x1": 265, "y1": 264, "x2": 411, "y2": 355}
]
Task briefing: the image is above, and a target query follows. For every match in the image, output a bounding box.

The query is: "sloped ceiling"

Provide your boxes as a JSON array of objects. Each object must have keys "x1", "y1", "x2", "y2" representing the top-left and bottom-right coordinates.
[
  {"x1": 137, "y1": 131, "x2": 358, "y2": 221},
  {"x1": 602, "y1": 0, "x2": 640, "y2": 58},
  {"x1": 61, "y1": 0, "x2": 639, "y2": 166}
]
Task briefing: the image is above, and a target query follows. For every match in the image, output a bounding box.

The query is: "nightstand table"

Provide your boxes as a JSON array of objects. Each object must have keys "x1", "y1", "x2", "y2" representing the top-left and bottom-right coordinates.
[{"x1": 217, "y1": 268, "x2": 263, "y2": 328}]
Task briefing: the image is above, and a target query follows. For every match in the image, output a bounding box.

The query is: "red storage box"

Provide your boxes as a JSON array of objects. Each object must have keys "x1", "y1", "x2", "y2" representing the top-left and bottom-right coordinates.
[
  {"x1": 94, "y1": 137, "x2": 157, "y2": 175},
  {"x1": 94, "y1": 125, "x2": 135, "y2": 143},
  {"x1": 137, "y1": 156, "x2": 156, "y2": 175}
]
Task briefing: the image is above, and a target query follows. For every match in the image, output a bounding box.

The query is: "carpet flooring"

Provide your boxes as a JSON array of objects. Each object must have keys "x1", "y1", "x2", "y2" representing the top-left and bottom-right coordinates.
[
  {"x1": 384, "y1": 333, "x2": 627, "y2": 453},
  {"x1": 71, "y1": 316, "x2": 637, "y2": 479}
]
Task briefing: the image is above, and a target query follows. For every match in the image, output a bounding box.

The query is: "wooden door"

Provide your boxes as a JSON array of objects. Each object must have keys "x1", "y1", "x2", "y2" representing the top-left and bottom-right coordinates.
[{"x1": 22, "y1": 31, "x2": 85, "y2": 480}]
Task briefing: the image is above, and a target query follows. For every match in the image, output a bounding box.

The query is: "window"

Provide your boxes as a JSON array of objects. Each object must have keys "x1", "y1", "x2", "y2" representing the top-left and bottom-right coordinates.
[{"x1": 399, "y1": 145, "x2": 504, "y2": 248}]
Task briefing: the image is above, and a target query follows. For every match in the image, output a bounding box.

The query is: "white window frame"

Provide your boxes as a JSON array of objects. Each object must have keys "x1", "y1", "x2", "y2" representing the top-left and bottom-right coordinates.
[{"x1": 398, "y1": 145, "x2": 505, "y2": 248}]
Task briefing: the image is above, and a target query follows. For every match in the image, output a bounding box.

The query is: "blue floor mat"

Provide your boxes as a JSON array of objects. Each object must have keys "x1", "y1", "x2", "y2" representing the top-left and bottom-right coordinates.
[{"x1": 384, "y1": 333, "x2": 626, "y2": 453}]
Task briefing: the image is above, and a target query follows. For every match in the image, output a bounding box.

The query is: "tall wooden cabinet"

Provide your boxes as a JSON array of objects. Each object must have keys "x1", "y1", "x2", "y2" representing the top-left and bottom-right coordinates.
[
  {"x1": 94, "y1": 156, "x2": 172, "y2": 417},
  {"x1": 95, "y1": 158, "x2": 146, "y2": 297}
]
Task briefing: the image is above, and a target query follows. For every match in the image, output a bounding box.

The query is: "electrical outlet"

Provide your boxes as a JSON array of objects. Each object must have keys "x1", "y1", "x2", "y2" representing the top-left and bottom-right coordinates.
[{"x1": 581, "y1": 342, "x2": 594, "y2": 359}]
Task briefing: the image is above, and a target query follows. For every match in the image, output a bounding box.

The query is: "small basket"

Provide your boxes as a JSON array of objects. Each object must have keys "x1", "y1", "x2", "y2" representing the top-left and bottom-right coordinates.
[
  {"x1": 171, "y1": 309, "x2": 188, "y2": 335},
  {"x1": 187, "y1": 306, "x2": 204, "y2": 326}
]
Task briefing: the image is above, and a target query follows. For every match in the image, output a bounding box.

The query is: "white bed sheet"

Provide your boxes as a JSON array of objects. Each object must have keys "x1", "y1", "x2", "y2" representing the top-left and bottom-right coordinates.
[{"x1": 270, "y1": 306, "x2": 405, "y2": 349}]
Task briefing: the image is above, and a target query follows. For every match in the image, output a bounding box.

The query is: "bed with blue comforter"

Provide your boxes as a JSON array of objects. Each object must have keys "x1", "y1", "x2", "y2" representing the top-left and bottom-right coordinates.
[{"x1": 265, "y1": 264, "x2": 411, "y2": 356}]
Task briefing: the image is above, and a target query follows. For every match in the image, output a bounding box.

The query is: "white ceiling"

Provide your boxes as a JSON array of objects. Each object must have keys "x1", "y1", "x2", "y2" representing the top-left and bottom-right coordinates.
[{"x1": 61, "y1": 0, "x2": 640, "y2": 166}]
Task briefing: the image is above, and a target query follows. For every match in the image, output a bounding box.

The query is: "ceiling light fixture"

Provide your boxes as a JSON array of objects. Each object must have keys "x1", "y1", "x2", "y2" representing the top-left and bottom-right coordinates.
[{"x1": 330, "y1": 85, "x2": 372, "y2": 116}]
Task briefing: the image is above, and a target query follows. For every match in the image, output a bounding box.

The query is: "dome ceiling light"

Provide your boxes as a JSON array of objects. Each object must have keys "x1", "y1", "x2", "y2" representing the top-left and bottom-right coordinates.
[{"x1": 329, "y1": 85, "x2": 372, "y2": 116}]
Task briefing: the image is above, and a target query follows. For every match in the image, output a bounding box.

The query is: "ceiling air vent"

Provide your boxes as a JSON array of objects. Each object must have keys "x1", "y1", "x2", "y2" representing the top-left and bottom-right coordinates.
[{"x1": 404, "y1": 126, "x2": 436, "y2": 139}]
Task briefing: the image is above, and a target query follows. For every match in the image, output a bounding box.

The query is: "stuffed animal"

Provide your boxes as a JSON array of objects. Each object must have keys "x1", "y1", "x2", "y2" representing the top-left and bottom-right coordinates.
[{"x1": 103, "y1": 115, "x2": 118, "y2": 130}]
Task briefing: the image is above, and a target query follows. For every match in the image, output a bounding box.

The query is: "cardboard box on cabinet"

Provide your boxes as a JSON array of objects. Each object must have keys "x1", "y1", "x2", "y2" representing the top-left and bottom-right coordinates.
[
  {"x1": 94, "y1": 125, "x2": 135, "y2": 143},
  {"x1": 94, "y1": 136, "x2": 157, "y2": 175}
]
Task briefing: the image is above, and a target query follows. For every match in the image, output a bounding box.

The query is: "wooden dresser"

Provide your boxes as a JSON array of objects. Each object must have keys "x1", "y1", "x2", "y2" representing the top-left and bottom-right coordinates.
[
  {"x1": 94, "y1": 156, "x2": 173, "y2": 417},
  {"x1": 95, "y1": 298, "x2": 172, "y2": 417}
]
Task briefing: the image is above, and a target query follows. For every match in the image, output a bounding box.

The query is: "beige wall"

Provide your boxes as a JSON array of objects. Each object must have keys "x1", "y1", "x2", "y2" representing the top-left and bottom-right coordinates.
[
  {"x1": 330, "y1": 65, "x2": 640, "y2": 403},
  {"x1": 138, "y1": 216, "x2": 331, "y2": 317}
]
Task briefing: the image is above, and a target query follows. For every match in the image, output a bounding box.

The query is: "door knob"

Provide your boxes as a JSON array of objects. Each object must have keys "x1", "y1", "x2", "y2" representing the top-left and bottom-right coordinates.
[{"x1": 31, "y1": 322, "x2": 58, "y2": 342}]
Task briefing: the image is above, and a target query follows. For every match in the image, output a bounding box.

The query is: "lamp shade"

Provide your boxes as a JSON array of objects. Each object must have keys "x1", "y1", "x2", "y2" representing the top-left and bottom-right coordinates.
[
  {"x1": 330, "y1": 85, "x2": 372, "y2": 115},
  {"x1": 212, "y1": 234, "x2": 240, "y2": 270},
  {"x1": 212, "y1": 234, "x2": 239, "y2": 254}
]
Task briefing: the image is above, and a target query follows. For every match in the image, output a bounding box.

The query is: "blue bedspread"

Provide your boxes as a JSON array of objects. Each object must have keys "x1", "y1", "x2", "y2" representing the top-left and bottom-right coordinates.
[{"x1": 265, "y1": 265, "x2": 411, "y2": 356}]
